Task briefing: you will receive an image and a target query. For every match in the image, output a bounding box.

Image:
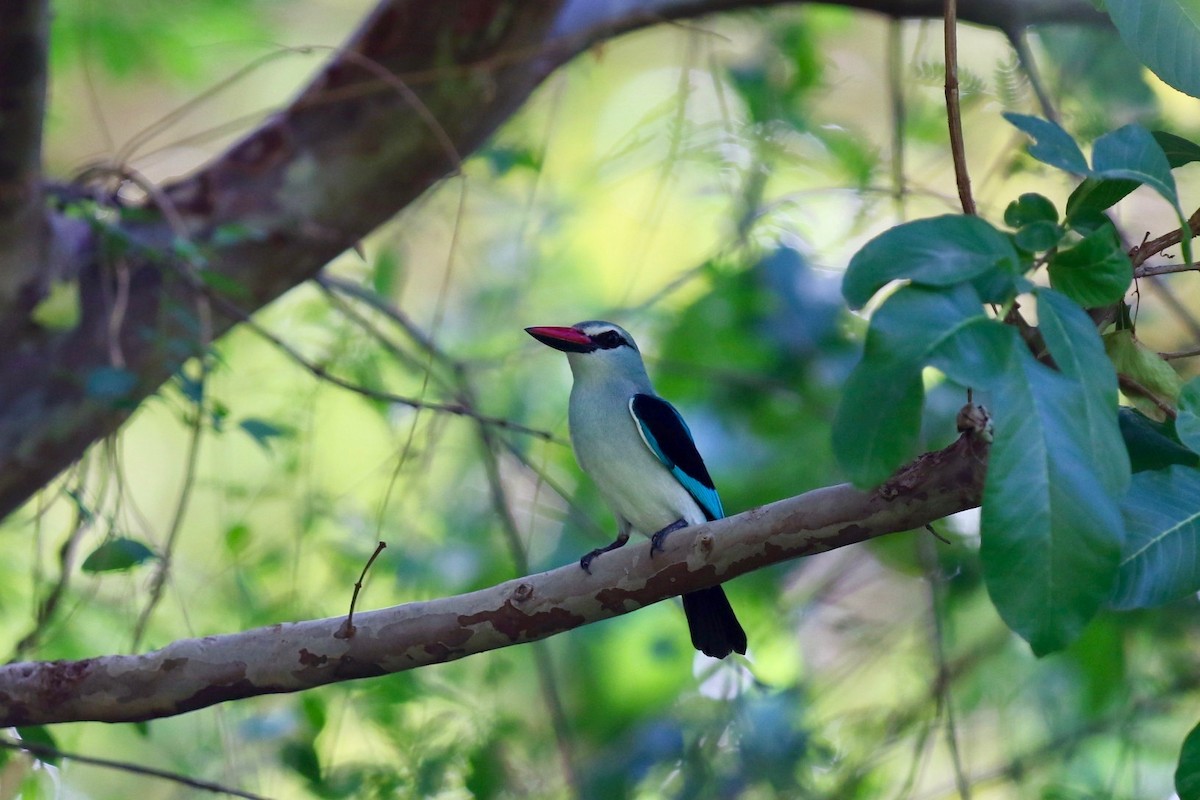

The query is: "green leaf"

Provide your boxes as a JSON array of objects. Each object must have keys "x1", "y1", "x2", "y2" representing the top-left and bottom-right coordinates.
[
  {"x1": 1004, "y1": 113, "x2": 1089, "y2": 174},
  {"x1": 983, "y1": 352, "x2": 1124, "y2": 654},
  {"x1": 1105, "y1": 0, "x2": 1200, "y2": 100},
  {"x1": 30, "y1": 281, "x2": 81, "y2": 331},
  {"x1": 1104, "y1": 328, "x2": 1184, "y2": 405},
  {"x1": 281, "y1": 739, "x2": 322, "y2": 785},
  {"x1": 1092, "y1": 124, "x2": 1180, "y2": 207},
  {"x1": 933, "y1": 329, "x2": 1124, "y2": 655},
  {"x1": 1119, "y1": 407, "x2": 1199, "y2": 472},
  {"x1": 81, "y1": 538, "x2": 157, "y2": 573},
  {"x1": 372, "y1": 249, "x2": 403, "y2": 298},
  {"x1": 1013, "y1": 221, "x2": 1062, "y2": 253},
  {"x1": 210, "y1": 222, "x2": 266, "y2": 248},
  {"x1": 1179, "y1": 719, "x2": 1200, "y2": 800},
  {"x1": 1065, "y1": 177, "x2": 1140, "y2": 221},
  {"x1": 85, "y1": 366, "x2": 138, "y2": 401},
  {"x1": 1035, "y1": 288, "x2": 1130, "y2": 495},
  {"x1": 238, "y1": 418, "x2": 291, "y2": 452},
  {"x1": 1004, "y1": 192, "x2": 1058, "y2": 227},
  {"x1": 224, "y1": 522, "x2": 251, "y2": 554},
  {"x1": 1091, "y1": 123, "x2": 1192, "y2": 263},
  {"x1": 1154, "y1": 130, "x2": 1200, "y2": 168},
  {"x1": 1046, "y1": 225, "x2": 1132, "y2": 307},
  {"x1": 842, "y1": 215, "x2": 1018, "y2": 309},
  {"x1": 1111, "y1": 466, "x2": 1200, "y2": 608},
  {"x1": 197, "y1": 268, "x2": 251, "y2": 301},
  {"x1": 833, "y1": 284, "x2": 988, "y2": 486},
  {"x1": 16, "y1": 726, "x2": 59, "y2": 766},
  {"x1": 1176, "y1": 377, "x2": 1200, "y2": 453}
]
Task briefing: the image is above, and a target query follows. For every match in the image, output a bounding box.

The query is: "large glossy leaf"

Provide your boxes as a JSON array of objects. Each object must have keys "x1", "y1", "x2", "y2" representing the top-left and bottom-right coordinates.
[
  {"x1": 841, "y1": 216, "x2": 1018, "y2": 310},
  {"x1": 1046, "y1": 225, "x2": 1133, "y2": 307},
  {"x1": 932, "y1": 329, "x2": 1124, "y2": 655},
  {"x1": 1119, "y1": 407, "x2": 1199, "y2": 472},
  {"x1": 1035, "y1": 288, "x2": 1130, "y2": 494},
  {"x1": 1179, "y1": 719, "x2": 1200, "y2": 800},
  {"x1": 1106, "y1": 0, "x2": 1200, "y2": 99},
  {"x1": 1091, "y1": 124, "x2": 1192, "y2": 262},
  {"x1": 1176, "y1": 377, "x2": 1200, "y2": 453},
  {"x1": 833, "y1": 284, "x2": 987, "y2": 487},
  {"x1": 1111, "y1": 466, "x2": 1200, "y2": 608},
  {"x1": 1092, "y1": 124, "x2": 1180, "y2": 203}
]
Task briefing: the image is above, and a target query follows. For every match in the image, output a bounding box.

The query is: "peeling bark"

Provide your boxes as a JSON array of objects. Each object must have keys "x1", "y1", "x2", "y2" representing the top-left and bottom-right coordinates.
[{"x1": 0, "y1": 430, "x2": 987, "y2": 726}]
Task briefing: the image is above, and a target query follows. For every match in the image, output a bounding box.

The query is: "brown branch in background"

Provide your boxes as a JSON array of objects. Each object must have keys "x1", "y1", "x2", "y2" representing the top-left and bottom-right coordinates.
[
  {"x1": 943, "y1": 0, "x2": 976, "y2": 216},
  {"x1": 1160, "y1": 346, "x2": 1200, "y2": 361},
  {"x1": 0, "y1": 426, "x2": 989, "y2": 727},
  {"x1": 0, "y1": 0, "x2": 50, "y2": 303},
  {"x1": 0, "y1": 736, "x2": 268, "y2": 800},
  {"x1": 337, "y1": 541, "x2": 388, "y2": 639}
]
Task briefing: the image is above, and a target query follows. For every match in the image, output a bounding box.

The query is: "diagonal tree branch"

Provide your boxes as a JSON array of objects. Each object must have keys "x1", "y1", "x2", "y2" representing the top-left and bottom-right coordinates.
[
  {"x1": 0, "y1": 428, "x2": 987, "y2": 727},
  {"x1": 0, "y1": 0, "x2": 50, "y2": 304},
  {"x1": 0, "y1": 0, "x2": 1110, "y2": 521}
]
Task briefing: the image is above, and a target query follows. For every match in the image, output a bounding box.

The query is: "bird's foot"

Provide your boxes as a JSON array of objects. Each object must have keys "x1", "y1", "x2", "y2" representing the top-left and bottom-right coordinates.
[
  {"x1": 650, "y1": 518, "x2": 688, "y2": 556},
  {"x1": 579, "y1": 533, "x2": 630, "y2": 574}
]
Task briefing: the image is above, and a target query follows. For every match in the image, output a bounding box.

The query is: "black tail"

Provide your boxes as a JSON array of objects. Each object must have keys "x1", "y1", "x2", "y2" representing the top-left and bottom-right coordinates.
[{"x1": 681, "y1": 586, "x2": 747, "y2": 659}]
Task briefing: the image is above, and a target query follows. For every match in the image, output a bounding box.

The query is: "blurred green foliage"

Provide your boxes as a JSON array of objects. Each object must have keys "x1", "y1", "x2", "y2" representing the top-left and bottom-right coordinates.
[{"x1": 7, "y1": 2, "x2": 1200, "y2": 799}]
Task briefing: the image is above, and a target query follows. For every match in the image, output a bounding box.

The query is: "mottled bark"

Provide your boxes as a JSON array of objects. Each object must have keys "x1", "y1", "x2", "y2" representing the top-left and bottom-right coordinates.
[{"x1": 0, "y1": 430, "x2": 987, "y2": 726}]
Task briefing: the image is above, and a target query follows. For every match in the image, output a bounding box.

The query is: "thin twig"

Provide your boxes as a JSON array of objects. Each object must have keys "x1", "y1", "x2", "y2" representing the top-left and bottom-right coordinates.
[
  {"x1": 204, "y1": 288, "x2": 558, "y2": 441},
  {"x1": 1007, "y1": 29, "x2": 1058, "y2": 123},
  {"x1": 888, "y1": 18, "x2": 908, "y2": 220},
  {"x1": 1135, "y1": 261, "x2": 1200, "y2": 278},
  {"x1": 476, "y1": 420, "x2": 580, "y2": 796},
  {"x1": 943, "y1": 0, "x2": 976, "y2": 216},
  {"x1": 1129, "y1": 208, "x2": 1200, "y2": 267},
  {"x1": 1117, "y1": 374, "x2": 1177, "y2": 419},
  {"x1": 131, "y1": 368, "x2": 206, "y2": 650},
  {"x1": 337, "y1": 541, "x2": 387, "y2": 639},
  {"x1": 320, "y1": 275, "x2": 580, "y2": 792},
  {"x1": 11, "y1": 487, "x2": 93, "y2": 659},
  {"x1": 918, "y1": 535, "x2": 973, "y2": 799},
  {"x1": 0, "y1": 736, "x2": 268, "y2": 799},
  {"x1": 1160, "y1": 345, "x2": 1200, "y2": 361}
]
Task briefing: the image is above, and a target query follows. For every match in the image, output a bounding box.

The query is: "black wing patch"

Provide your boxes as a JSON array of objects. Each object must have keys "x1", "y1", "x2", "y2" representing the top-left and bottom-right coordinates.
[{"x1": 629, "y1": 394, "x2": 722, "y2": 521}]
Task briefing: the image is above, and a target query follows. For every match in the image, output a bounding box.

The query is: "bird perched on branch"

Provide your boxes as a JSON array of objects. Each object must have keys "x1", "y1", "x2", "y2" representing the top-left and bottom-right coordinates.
[{"x1": 526, "y1": 320, "x2": 747, "y2": 659}]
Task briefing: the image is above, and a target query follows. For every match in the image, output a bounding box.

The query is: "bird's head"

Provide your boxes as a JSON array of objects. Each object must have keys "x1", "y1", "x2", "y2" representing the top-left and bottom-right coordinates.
[{"x1": 525, "y1": 320, "x2": 648, "y2": 383}]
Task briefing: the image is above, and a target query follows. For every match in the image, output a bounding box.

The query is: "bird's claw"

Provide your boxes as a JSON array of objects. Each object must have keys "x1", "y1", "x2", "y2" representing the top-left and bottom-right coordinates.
[
  {"x1": 580, "y1": 551, "x2": 599, "y2": 574},
  {"x1": 650, "y1": 519, "x2": 688, "y2": 556}
]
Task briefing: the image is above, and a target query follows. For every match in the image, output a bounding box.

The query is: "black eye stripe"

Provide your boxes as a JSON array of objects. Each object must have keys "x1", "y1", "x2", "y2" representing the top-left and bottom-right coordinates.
[{"x1": 592, "y1": 330, "x2": 625, "y2": 349}]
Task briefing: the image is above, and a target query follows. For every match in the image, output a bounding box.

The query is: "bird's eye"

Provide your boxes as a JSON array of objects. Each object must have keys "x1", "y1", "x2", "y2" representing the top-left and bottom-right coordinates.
[{"x1": 595, "y1": 330, "x2": 624, "y2": 349}]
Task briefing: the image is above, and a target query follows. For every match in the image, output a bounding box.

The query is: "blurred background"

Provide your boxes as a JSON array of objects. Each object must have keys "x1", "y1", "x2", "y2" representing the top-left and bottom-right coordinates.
[{"x1": 5, "y1": 0, "x2": 1200, "y2": 797}]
